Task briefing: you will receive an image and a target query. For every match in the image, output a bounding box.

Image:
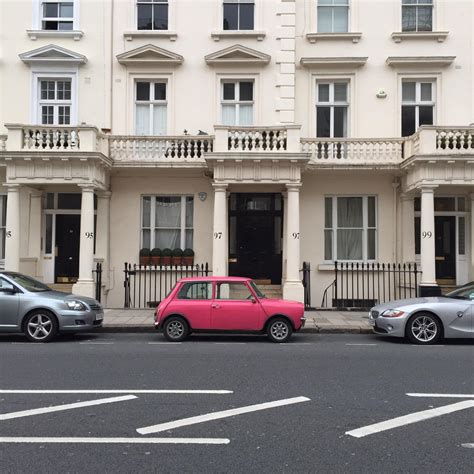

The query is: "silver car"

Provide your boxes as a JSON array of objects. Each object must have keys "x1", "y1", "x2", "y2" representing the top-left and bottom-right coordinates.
[
  {"x1": 369, "y1": 282, "x2": 474, "y2": 344},
  {"x1": 0, "y1": 272, "x2": 103, "y2": 342}
]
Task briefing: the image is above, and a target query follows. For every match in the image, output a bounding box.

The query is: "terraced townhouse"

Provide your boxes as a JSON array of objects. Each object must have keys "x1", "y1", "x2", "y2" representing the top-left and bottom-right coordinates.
[{"x1": 0, "y1": 0, "x2": 473, "y2": 308}]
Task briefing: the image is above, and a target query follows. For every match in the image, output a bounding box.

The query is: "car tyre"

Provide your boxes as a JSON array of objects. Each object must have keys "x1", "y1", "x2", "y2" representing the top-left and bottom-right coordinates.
[
  {"x1": 406, "y1": 312, "x2": 442, "y2": 345},
  {"x1": 266, "y1": 318, "x2": 293, "y2": 343},
  {"x1": 24, "y1": 310, "x2": 58, "y2": 343},
  {"x1": 163, "y1": 316, "x2": 189, "y2": 342}
]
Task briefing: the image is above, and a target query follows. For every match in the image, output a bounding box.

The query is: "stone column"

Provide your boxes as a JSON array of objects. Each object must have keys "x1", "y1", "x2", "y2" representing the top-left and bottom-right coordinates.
[
  {"x1": 72, "y1": 185, "x2": 96, "y2": 297},
  {"x1": 400, "y1": 193, "x2": 416, "y2": 263},
  {"x1": 282, "y1": 191, "x2": 288, "y2": 284},
  {"x1": 4, "y1": 184, "x2": 21, "y2": 272},
  {"x1": 282, "y1": 184, "x2": 304, "y2": 302},
  {"x1": 471, "y1": 193, "x2": 474, "y2": 281},
  {"x1": 95, "y1": 191, "x2": 111, "y2": 301},
  {"x1": 28, "y1": 190, "x2": 43, "y2": 277},
  {"x1": 212, "y1": 184, "x2": 228, "y2": 276},
  {"x1": 419, "y1": 185, "x2": 439, "y2": 296}
]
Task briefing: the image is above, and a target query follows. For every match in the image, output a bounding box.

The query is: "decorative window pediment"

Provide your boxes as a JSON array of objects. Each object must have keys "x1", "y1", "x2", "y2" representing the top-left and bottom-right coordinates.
[
  {"x1": 205, "y1": 44, "x2": 271, "y2": 65},
  {"x1": 117, "y1": 44, "x2": 184, "y2": 66},
  {"x1": 19, "y1": 44, "x2": 87, "y2": 65}
]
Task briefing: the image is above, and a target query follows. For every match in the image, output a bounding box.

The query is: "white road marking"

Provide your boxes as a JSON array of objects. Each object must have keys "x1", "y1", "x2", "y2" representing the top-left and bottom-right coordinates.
[
  {"x1": 346, "y1": 344, "x2": 377, "y2": 346},
  {"x1": 214, "y1": 343, "x2": 247, "y2": 345},
  {"x1": 410, "y1": 345, "x2": 444, "y2": 347},
  {"x1": 148, "y1": 342, "x2": 182, "y2": 345},
  {"x1": 0, "y1": 389, "x2": 233, "y2": 394},
  {"x1": 407, "y1": 393, "x2": 474, "y2": 399},
  {"x1": 0, "y1": 395, "x2": 137, "y2": 421},
  {"x1": 79, "y1": 342, "x2": 114, "y2": 345},
  {"x1": 137, "y1": 396, "x2": 311, "y2": 435},
  {"x1": 346, "y1": 400, "x2": 474, "y2": 438},
  {"x1": 461, "y1": 443, "x2": 474, "y2": 448},
  {"x1": 0, "y1": 437, "x2": 229, "y2": 445}
]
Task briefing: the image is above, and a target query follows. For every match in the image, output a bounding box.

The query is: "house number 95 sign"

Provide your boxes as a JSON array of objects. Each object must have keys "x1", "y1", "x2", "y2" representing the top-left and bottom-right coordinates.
[{"x1": 85, "y1": 232, "x2": 94, "y2": 239}]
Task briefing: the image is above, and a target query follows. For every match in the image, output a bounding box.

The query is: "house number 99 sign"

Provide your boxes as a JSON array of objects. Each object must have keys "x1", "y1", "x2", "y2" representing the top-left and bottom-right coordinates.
[{"x1": 422, "y1": 231, "x2": 432, "y2": 239}]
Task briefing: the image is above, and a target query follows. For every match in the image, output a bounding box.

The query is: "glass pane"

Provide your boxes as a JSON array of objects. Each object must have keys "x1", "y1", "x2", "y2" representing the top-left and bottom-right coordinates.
[
  {"x1": 136, "y1": 104, "x2": 150, "y2": 135},
  {"x1": 142, "y1": 229, "x2": 151, "y2": 249},
  {"x1": 153, "y1": 4, "x2": 168, "y2": 29},
  {"x1": 420, "y1": 83, "x2": 432, "y2": 101},
  {"x1": 178, "y1": 282, "x2": 212, "y2": 300},
  {"x1": 185, "y1": 197, "x2": 194, "y2": 227},
  {"x1": 244, "y1": 196, "x2": 271, "y2": 211},
  {"x1": 41, "y1": 81, "x2": 55, "y2": 100},
  {"x1": 0, "y1": 196, "x2": 6, "y2": 226},
  {"x1": 457, "y1": 197, "x2": 465, "y2": 212},
  {"x1": 142, "y1": 196, "x2": 151, "y2": 227},
  {"x1": 274, "y1": 216, "x2": 282, "y2": 253},
  {"x1": 367, "y1": 229, "x2": 376, "y2": 260},
  {"x1": 43, "y1": 3, "x2": 58, "y2": 17},
  {"x1": 223, "y1": 83, "x2": 235, "y2": 100},
  {"x1": 41, "y1": 106, "x2": 54, "y2": 125},
  {"x1": 334, "y1": 83, "x2": 347, "y2": 102},
  {"x1": 57, "y1": 193, "x2": 81, "y2": 209},
  {"x1": 153, "y1": 105, "x2": 167, "y2": 135},
  {"x1": 458, "y1": 217, "x2": 465, "y2": 255},
  {"x1": 239, "y1": 4, "x2": 254, "y2": 30},
  {"x1": 325, "y1": 197, "x2": 332, "y2": 227},
  {"x1": 317, "y1": 107, "x2": 330, "y2": 137},
  {"x1": 45, "y1": 214, "x2": 53, "y2": 254},
  {"x1": 239, "y1": 82, "x2": 253, "y2": 101},
  {"x1": 136, "y1": 82, "x2": 150, "y2": 101},
  {"x1": 185, "y1": 229, "x2": 193, "y2": 249},
  {"x1": 417, "y1": 6, "x2": 432, "y2": 31},
  {"x1": 155, "y1": 196, "x2": 181, "y2": 227},
  {"x1": 415, "y1": 216, "x2": 420, "y2": 254},
  {"x1": 333, "y1": 6, "x2": 348, "y2": 32},
  {"x1": 434, "y1": 197, "x2": 455, "y2": 212},
  {"x1": 368, "y1": 196, "x2": 376, "y2": 227},
  {"x1": 239, "y1": 105, "x2": 253, "y2": 125},
  {"x1": 401, "y1": 105, "x2": 416, "y2": 137},
  {"x1": 229, "y1": 216, "x2": 236, "y2": 253},
  {"x1": 324, "y1": 229, "x2": 333, "y2": 261},
  {"x1": 43, "y1": 20, "x2": 58, "y2": 30},
  {"x1": 419, "y1": 106, "x2": 433, "y2": 127},
  {"x1": 337, "y1": 197, "x2": 363, "y2": 227},
  {"x1": 58, "y1": 21, "x2": 73, "y2": 30},
  {"x1": 58, "y1": 106, "x2": 70, "y2": 125},
  {"x1": 334, "y1": 107, "x2": 347, "y2": 138},
  {"x1": 154, "y1": 83, "x2": 166, "y2": 100},
  {"x1": 318, "y1": 84, "x2": 330, "y2": 102},
  {"x1": 216, "y1": 282, "x2": 252, "y2": 300},
  {"x1": 223, "y1": 4, "x2": 239, "y2": 30},
  {"x1": 137, "y1": 4, "x2": 153, "y2": 30},
  {"x1": 45, "y1": 193, "x2": 55, "y2": 209},
  {"x1": 414, "y1": 197, "x2": 421, "y2": 212},
  {"x1": 337, "y1": 229, "x2": 363, "y2": 260},
  {"x1": 402, "y1": 82, "x2": 416, "y2": 102},
  {"x1": 222, "y1": 105, "x2": 236, "y2": 125},
  {"x1": 275, "y1": 194, "x2": 282, "y2": 211},
  {"x1": 402, "y1": 6, "x2": 416, "y2": 31},
  {"x1": 59, "y1": 3, "x2": 74, "y2": 18},
  {"x1": 155, "y1": 229, "x2": 180, "y2": 249},
  {"x1": 317, "y1": 7, "x2": 333, "y2": 33}
]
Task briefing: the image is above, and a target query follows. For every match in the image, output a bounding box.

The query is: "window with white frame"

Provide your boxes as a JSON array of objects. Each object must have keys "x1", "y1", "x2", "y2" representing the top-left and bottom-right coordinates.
[
  {"x1": 137, "y1": 0, "x2": 168, "y2": 30},
  {"x1": 402, "y1": 0, "x2": 433, "y2": 32},
  {"x1": 38, "y1": 79, "x2": 72, "y2": 125},
  {"x1": 317, "y1": 0, "x2": 349, "y2": 33},
  {"x1": 0, "y1": 195, "x2": 6, "y2": 262},
  {"x1": 141, "y1": 196, "x2": 194, "y2": 250},
  {"x1": 135, "y1": 81, "x2": 167, "y2": 135},
  {"x1": 41, "y1": 1, "x2": 74, "y2": 30},
  {"x1": 223, "y1": 0, "x2": 255, "y2": 30},
  {"x1": 324, "y1": 196, "x2": 377, "y2": 261},
  {"x1": 221, "y1": 80, "x2": 254, "y2": 126},
  {"x1": 401, "y1": 80, "x2": 435, "y2": 136},
  {"x1": 316, "y1": 82, "x2": 349, "y2": 137}
]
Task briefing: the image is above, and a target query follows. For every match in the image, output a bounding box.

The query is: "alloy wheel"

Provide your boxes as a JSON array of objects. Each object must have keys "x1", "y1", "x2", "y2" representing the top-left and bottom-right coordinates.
[
  {"x1": 27, "y1": 314, "x2": 53, "y2": 341},
  {"x1": 270, "y1": 321, "x2": 289, "y2": 341},
  {"x1": 167, "y1": 321, "x2": 185, "y2": 339},
  {"x1": 411, "y1": 315, "x2": 438, "y2": 343}
]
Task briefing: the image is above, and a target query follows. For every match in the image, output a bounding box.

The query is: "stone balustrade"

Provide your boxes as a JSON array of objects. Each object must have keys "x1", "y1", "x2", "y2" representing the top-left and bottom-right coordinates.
[
  {"x1": 109, "y1": 135, "x2": 213, "y2": 162},
  {"x1": 0, "y1": 135, "x2": 6, "y2": 151},
  {"x1": 301, "y1": 137, "x2": 404, "y2": 164}
]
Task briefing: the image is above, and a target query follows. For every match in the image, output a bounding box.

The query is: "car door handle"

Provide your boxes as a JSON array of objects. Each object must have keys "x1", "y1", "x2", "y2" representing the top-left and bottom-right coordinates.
[{"x1": 212, "y1": 304, "x2": 220, "y2": 309}]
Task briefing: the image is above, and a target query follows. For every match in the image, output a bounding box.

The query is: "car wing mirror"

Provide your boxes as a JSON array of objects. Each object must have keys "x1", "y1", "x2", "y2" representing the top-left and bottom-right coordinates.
[
  {"x1": 0, "y1": 287, "x2": 17, "y2": 295},
  {"x1": 251, "y1": 297, "x2": 257, "y2": 304}
]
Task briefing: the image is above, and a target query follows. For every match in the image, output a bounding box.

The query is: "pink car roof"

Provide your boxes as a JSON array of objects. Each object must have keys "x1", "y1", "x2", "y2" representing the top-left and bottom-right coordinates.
[{"x1": 178, "y1": 276, "x2": 252, "y2": 283}]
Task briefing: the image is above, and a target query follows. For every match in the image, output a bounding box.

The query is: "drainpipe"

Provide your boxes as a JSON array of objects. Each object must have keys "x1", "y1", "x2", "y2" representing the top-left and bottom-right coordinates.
[
  {"x1": 109, "y1": 0, "x2": 114, "y2": 130},
  {"x1": 392, "y1": 180, "x2": 400, "y2": 262}
]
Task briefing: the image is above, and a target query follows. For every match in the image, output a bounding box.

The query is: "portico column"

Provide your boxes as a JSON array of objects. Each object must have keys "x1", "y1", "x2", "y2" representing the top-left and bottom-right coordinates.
[
  {"x1": 282, "y1": 191, "x2": 288, "y2": 284},
  {"x1": 212, "y1": 184, "x2": 228, "y2": 276},
  {"x1": 282, "y1": 184, "x2": 304, "y2": 302},
  {"x1": 28, "y1": 190, "x2": 43, "y2": 277},
  {"x1": 95, "y1": 191, "x2": 111, "y2": 300},
  {"x1": 72, "y1": 185, "x2": 95, "y2": 297},
  {"x1": 5, "y1": 184, "x2": 21, "y2": 272},
  {"x1": 470, "y1": 193, "x2": 474, "y2": 281},
  {"x1": 400, "y1": 193, "x2": 416, "y2": 263},
  {"x1": 419, "y1": 185, "x2": 439, "y2": 296}
]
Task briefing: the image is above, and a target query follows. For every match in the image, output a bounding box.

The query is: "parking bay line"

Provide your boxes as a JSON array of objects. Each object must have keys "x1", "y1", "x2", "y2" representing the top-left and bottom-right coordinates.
[
  {"x1": 0, "y1": 390, "x2": 233, "y2": 394},
  {"x1": 461, "y1": 443, "x2": 474, "y2": 448},
  {"x1": 137, "y1": 396, "x2": 311, "y2": 435},
  {"x1": 346, "y1": 400, "x2": 474, "y2": 438},
  {"x1": 346, "y1": 344, "x2": 377, "y2": 346},
  {"x1": 0, "y1": 395, "x2": 137, "y2": 421},
  {"x1": 0, "y1": 437, "x2": 230, "y2": 445},
  {"x1": 407, "y1": 393, "x2": 474, "y2": 398}
]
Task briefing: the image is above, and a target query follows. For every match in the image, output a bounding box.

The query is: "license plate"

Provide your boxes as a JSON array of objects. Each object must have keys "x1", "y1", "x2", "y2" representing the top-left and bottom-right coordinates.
[
  {"x1": 368, "y1": 319, "x2": 375, "y2": 326},
  {"x1": 95, "y1": 312, "x2": 104, "y2": 321}
]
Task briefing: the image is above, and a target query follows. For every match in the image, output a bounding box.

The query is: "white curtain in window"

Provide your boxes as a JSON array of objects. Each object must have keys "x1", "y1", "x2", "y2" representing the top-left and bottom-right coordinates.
[
  {"x1": 222, "y1": 105, "x2": 236, "y2": 125},
  {"x1": 136, "y1": 104, "x2": 149, "y2": 135},
  {"x1": 153, "y1": 105, "x2": 167, "y2": 135},
  {"x1": 337, "y1": 198, "x2": 363, "y2": 260},
  {"x1": 155, "y1": 198, "x2": 181, "y2": 249},
  {"x1": 239, "y1": 105, "x2": 253, "y2": 125}
]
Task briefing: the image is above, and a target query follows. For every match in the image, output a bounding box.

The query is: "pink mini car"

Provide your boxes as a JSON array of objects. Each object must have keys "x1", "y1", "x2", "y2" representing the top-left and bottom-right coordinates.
[{"x1": 154, "y1": 277, "x2": 305, "y2": 343}]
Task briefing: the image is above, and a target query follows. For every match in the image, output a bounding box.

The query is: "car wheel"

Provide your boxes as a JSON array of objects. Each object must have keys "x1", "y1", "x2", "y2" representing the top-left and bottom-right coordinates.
[
  {"x1": 267, "y1": 318, "x2": 293, "y2": 343},
  {"x1": 24, "y1": 311, "x2": 58, "y2": 343},
  {"x1": 406, "y1": 312, "x2": 442, "y2": 345},
  {"x1": 163, "y1": 316, "x2": 189, "y2": 342}
]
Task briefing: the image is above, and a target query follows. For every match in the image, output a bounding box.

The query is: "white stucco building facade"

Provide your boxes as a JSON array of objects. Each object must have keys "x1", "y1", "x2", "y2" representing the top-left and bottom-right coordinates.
[{"x1": 0, "y1": 0, "x2": 473, "y2": 308}]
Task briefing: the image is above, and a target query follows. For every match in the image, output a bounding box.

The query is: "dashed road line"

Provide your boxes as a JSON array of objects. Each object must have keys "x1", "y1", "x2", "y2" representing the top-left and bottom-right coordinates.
[
  {"x1": 346, "y1": 343, "x2": 377, "y2": 346},
  {"x1": 0, "y1": 395, "x2": 137, "y2": 421},
  {"x1": 79, "y1": 342, "x2": 115, "y2": 345},
  {"x1": 461, "y1": 443, "x2": 474, "y2": 448},
  {"x1": 0, "y1": 437, "x2": 230, "y2": 445},
  {"x1": 0, "y1": 389, "x2": 233, "y2": 394},
  {"x1": 148, "y1": 342, "x2": 182, "y2": 345},
  {"x1": 407, "y1": 393, "x2": 474, "y2": 398},
  {"x1": 137, "y1": 396, "x2": 311, "y2": 435}
]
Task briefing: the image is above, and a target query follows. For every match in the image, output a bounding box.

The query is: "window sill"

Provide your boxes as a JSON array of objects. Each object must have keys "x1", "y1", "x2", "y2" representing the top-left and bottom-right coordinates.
[
  {"x1": 391, "y1": 31, "x2": 449, "y2": 43},
  {"x1": 306, "y1": 32, "x2": 362, "y2": 44},
  {"x1": 27, "y1": 30, "x2": 84, "y2": 41},
  {"x1": 211, "y1": 30, "x2": 266, "y2": 42},
  {"x1": 124, "y1": 31, "x2": 178, "y2": 42}
]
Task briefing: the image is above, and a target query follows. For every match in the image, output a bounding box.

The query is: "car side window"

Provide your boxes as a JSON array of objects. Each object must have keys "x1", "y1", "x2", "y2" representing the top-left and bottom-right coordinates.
[
  {"x1": 0, "y1": 277, "x2": 15, "y2": 291},
  {"x1": 177, "y1": 282, "x2": 212, "y2": 300},
  {"x1": 216, "y1": 283, "x2": 252, "y2": 300}
]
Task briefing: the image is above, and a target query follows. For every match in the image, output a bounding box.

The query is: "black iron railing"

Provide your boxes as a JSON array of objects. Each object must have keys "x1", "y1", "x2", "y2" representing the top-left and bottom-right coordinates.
[
  {"x1": 93, "y1": 262, "x2": 102, "y2": 303},
  {"x1": 123, "y1": 263, "x2": 211, "y2": 308},
  {"x1": 321, "y1": 262, "x2": 421, "y2": 309},
  {"x1": 301, "y1": 261, "x2": 313, "y2": 310}
]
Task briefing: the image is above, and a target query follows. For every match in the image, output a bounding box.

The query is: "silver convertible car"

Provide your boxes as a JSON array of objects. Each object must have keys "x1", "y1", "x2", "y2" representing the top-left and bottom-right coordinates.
[
  {"x1": 369, "y1": 282, "x2": 474, "y2": 344},
  {"x1": 0, "y1": 272, "x2": 103, "y2": 342}
]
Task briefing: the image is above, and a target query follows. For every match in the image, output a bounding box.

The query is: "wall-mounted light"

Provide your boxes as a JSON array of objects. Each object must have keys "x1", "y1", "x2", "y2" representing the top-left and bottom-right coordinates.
[{"x1": 376, "y1": 89, "x2": 387, "y2": 98}]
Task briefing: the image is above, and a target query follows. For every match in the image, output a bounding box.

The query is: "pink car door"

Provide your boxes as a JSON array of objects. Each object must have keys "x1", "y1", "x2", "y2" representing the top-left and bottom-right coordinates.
[
  {"x1": 211, "y1": 281, "x2": 266, "y2": 330},
  {"x1": 168, "y1": 281, "x2": 213, "y2": 329}
]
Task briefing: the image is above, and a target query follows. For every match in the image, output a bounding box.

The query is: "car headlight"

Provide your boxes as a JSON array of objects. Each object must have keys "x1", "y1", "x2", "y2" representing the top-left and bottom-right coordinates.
[
  {"x1": 66, "y1": 300, "x2": 86, "y2": 311},
  {"x1": 381, "y1": 309, "x2": 405, "y2": 318}
]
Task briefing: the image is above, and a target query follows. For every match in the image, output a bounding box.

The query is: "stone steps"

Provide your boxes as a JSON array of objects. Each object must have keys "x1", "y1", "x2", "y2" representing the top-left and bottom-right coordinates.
[{"x1": 48, "y1": 283, "x2": 74, "y2": 294}]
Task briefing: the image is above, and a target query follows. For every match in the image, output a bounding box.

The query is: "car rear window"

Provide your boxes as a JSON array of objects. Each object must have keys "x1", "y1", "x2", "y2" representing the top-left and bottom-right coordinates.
[{"x1": 177, "y1": 282, "x2": 212, "y2": 300}]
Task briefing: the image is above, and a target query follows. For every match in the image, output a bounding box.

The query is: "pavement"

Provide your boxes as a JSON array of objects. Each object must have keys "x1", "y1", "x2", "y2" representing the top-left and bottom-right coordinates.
[{"x1": 101, "y1": 309, "x2": 372, "y2": 333}]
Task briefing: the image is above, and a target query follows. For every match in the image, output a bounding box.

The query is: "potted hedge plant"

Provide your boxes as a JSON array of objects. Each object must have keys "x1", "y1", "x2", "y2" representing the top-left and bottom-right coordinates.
[
  {"x1": 171, "y1": 248, "x2": 183, "y2": 265},
  {"x1": 139, "y1": 248, "x2": 151, "y2": 266},
  {"x1": 150, "y1": 248, "x2": 161, "y2": 266},
  {"x1": 183, "y1": 248, "x2": 194, "y2": 266},
  {"x1": 161, "y1": 248, "x2": 172, "y2": 265}
]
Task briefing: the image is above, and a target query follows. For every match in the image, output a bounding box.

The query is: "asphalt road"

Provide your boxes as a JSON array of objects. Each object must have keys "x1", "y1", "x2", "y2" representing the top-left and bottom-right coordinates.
[{"x1": 0, "y1": 332, "x2": 473, "y2": 473}]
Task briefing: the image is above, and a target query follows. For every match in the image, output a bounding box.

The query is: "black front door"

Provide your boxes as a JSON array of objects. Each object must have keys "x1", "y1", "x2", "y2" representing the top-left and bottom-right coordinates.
[
  {"x1": 55, "y1": 214, "x2": 80, "y2": 283},
  {"x1": 435, "y1": 216, "x2": 456, "y2": 280},
  {"x1": 229, "y1": 194, "x2": 282, "y2": 284}
]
